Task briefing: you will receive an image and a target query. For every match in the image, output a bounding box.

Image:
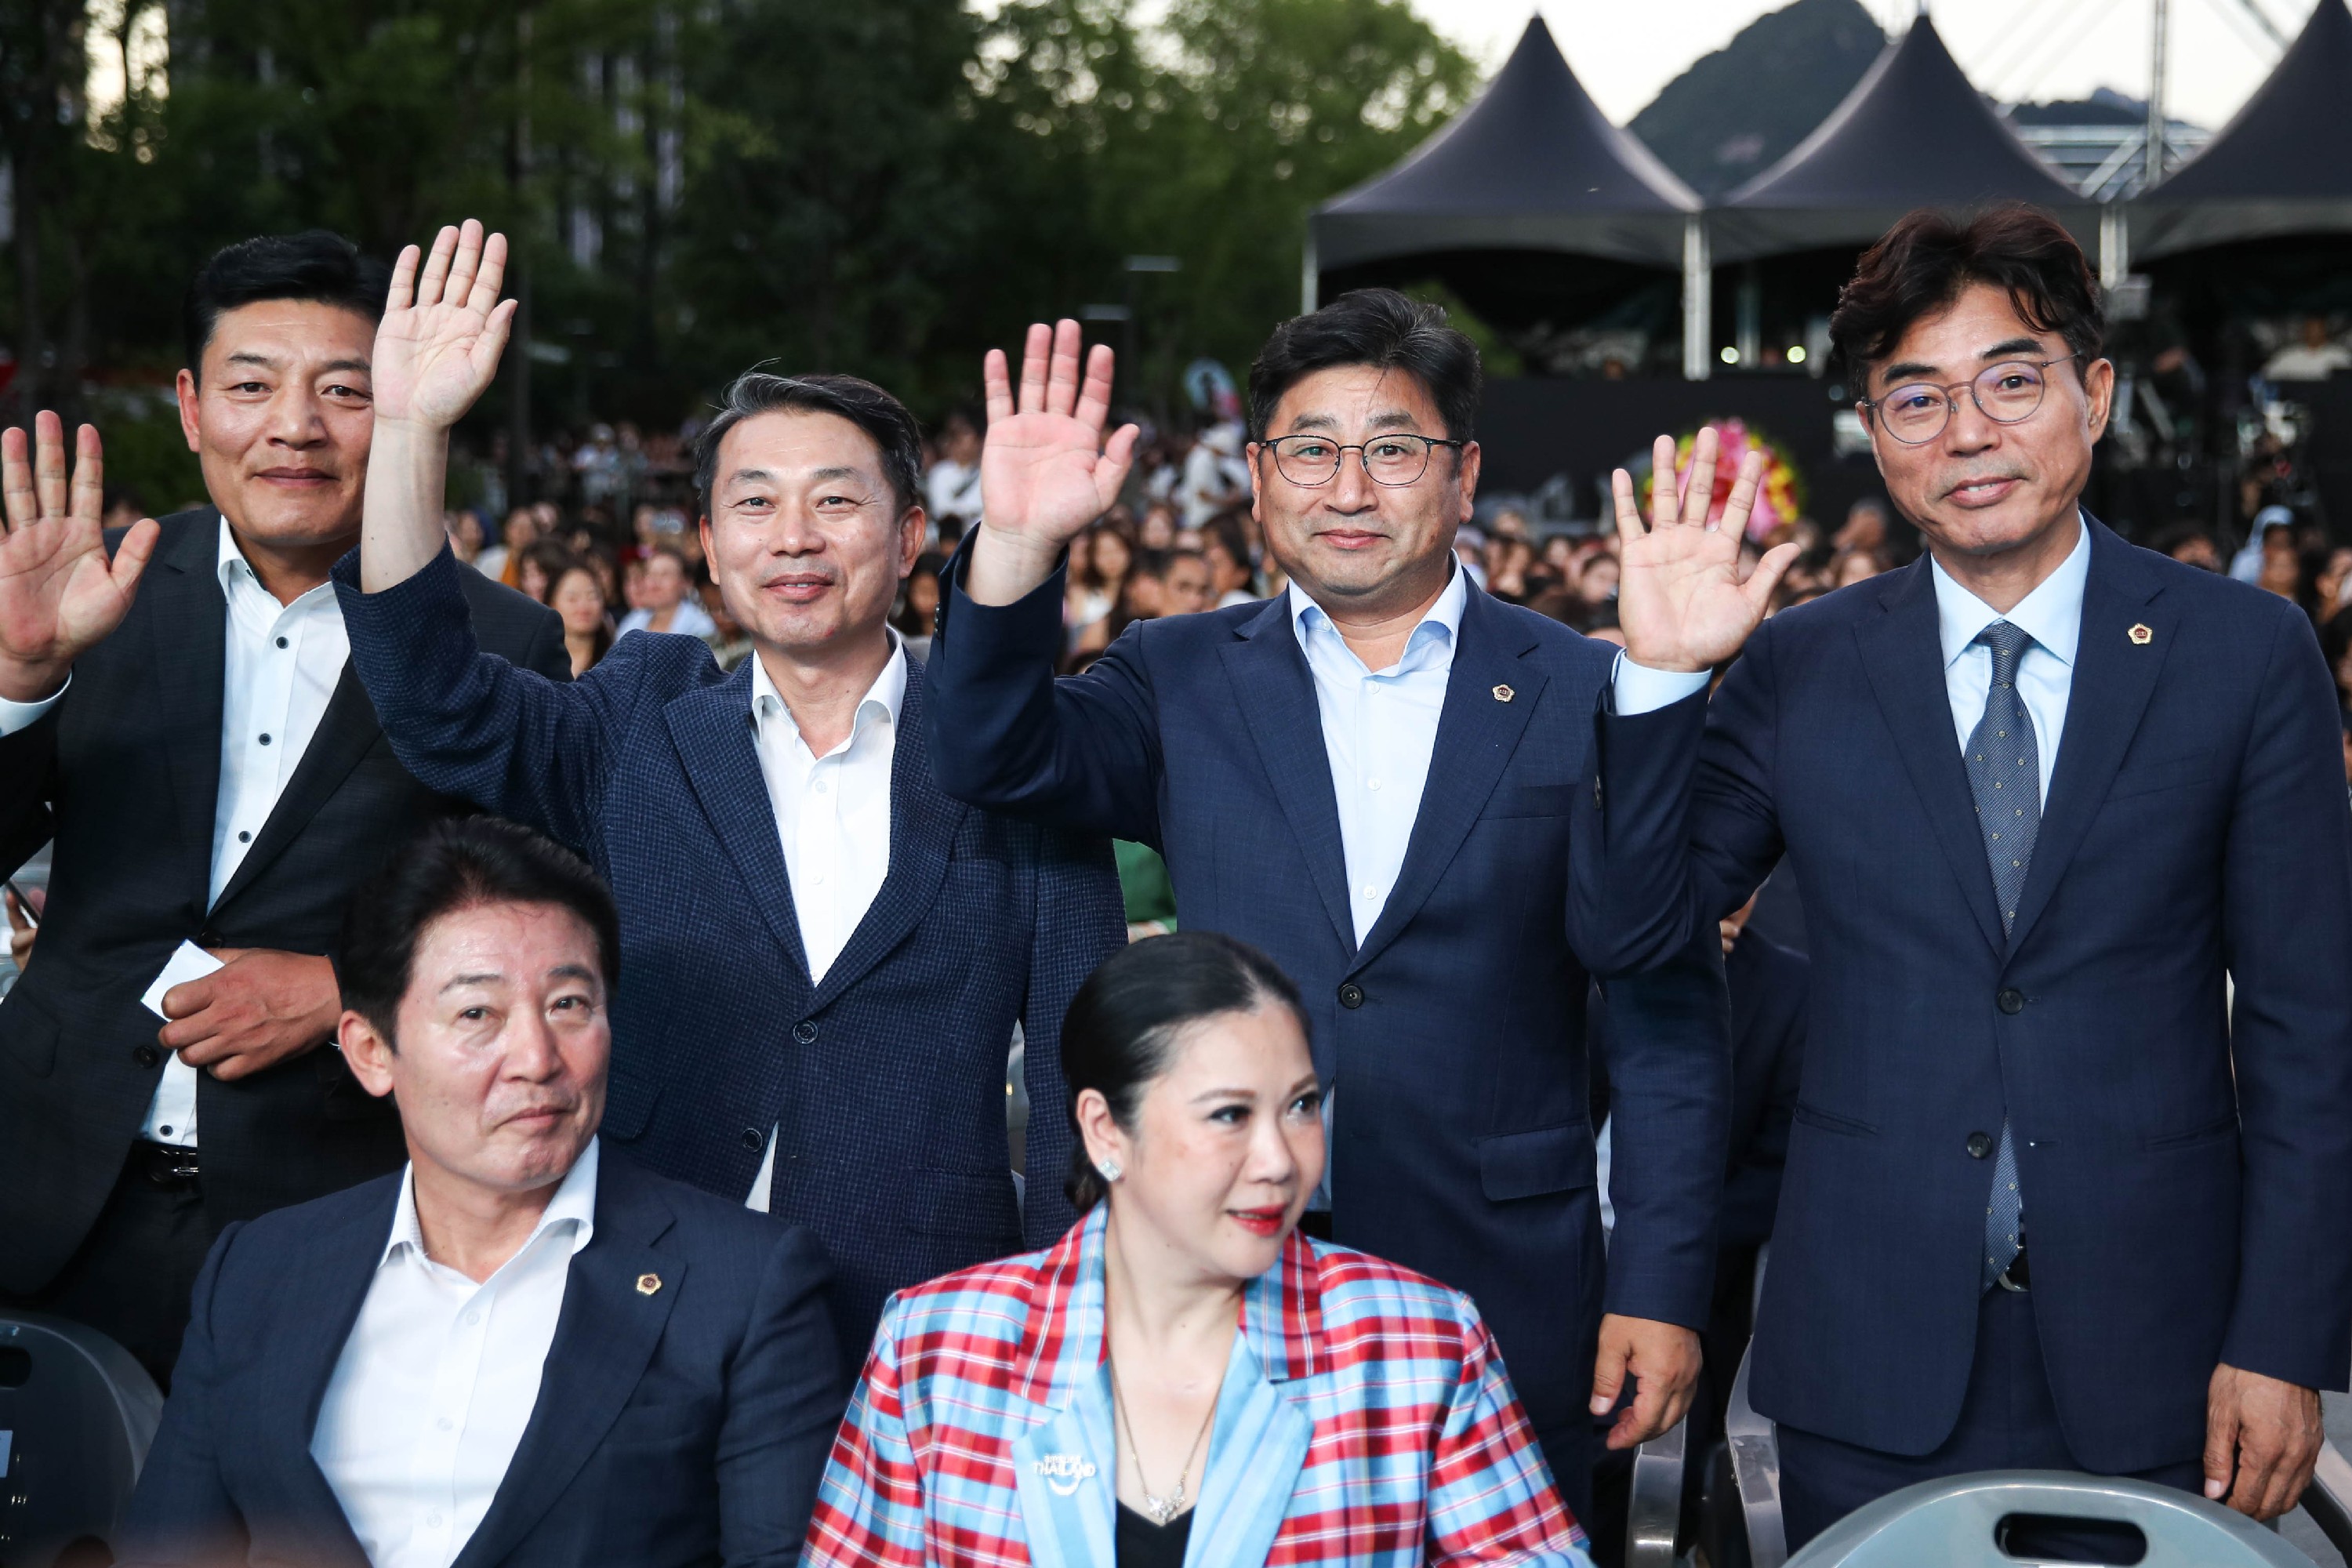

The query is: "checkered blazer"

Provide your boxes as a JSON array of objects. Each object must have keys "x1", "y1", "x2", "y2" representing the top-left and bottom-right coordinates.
[{"x1": 806, "y1": 1207, "x2": 1592, "y2": 1568}]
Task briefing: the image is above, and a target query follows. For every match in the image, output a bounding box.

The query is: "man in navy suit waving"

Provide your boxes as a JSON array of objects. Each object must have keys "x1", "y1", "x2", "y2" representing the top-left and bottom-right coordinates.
[
  {"x1": 1583, "y1": 206, "x2": 2352, "y2": 1545},
  {"x1": 922, "y1": 294, "x2": 1733, "y2": 1520},
  {"x1": 333, "y1": 221, "x2": 1124, "y2": 1355}
]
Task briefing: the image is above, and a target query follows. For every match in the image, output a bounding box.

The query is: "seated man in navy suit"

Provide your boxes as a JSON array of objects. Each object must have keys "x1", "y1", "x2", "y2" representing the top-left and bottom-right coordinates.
[
  {"x1": 1584, "y1": 205, "x2": 2352, "y2": 1545},
  {"x1": 120, "y1": 815, "x2": 843, "y2": 1568},
  {"x1": 333, "y1": 221, "x2": 1123, "y2": 1352}
]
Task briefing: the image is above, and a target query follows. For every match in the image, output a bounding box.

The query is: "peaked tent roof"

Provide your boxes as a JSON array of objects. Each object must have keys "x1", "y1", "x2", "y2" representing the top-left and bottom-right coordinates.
[
  {"x1": 1309, "y1": 17, "x2": 1699, "y2": 276},
  {"x1": 1710, "y1": 15, "x2": 2090, "y2": 263},
  {"x1": 2131, "y1": 0, "x2": 2352, "y2": 260}
]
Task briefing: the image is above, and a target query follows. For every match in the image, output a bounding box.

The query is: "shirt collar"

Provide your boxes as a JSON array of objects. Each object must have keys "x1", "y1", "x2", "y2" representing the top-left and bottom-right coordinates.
[
  {"x1": 1287, "y1": 560, "x2": 1468, "y2": 671},
  {"x1": 749, "y1": 630, "x2": 908, "y2": 747},
  {"x1": 1929, "y1": 511, "x2": 2091, "y2": 671},
  {"x1": 216, "y1": 515, "x2": 337, "y2": 611},
  {"x1": 381, "y1": 1136, "x2": 601, "y2": 1272}
]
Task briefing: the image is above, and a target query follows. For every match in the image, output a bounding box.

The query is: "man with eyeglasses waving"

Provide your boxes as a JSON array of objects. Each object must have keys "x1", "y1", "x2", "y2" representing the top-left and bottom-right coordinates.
[
  {"x1": 1581, "y1": 206, "x2": 2352, "y2": 1549},
  {"x1": 924, "y1": 287, "x2": 1735, "y2": 1530}
]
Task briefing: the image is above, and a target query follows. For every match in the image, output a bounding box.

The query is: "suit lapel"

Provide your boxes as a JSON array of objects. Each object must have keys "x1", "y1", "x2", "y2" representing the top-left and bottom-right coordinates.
[
  {"x1": 452, "y1": 1161, "x2": 681, "y2": 1568},
  {"x1": 1010, "y1": 1369, "x2": 1120, "y2": 1568},
  {"x1": 1853, "y1": 559, "x2": 2007, "y2": 957},
  {"x1": 211, "y1": 660, "x2": 380, "y2": 913},
  {"x1": 663, "y1": 665, "x2": 811, "y2": 980},
  {"x1": 1349, "y1": 584, "x2": 1545, "y2": 976},
  {"x1": 807, "y1": 663, "x2": 967, "y2": 1011},
  {"x1": 280, "y1": 1178, "x2": 405, "y2": 1568},
  {"x1": 2005, "y1": 522, "x2": 2175, "y2": 953},
  {"x1": 143, "y1": 515, "x2": 230, "y2": 922},
  {"x1": 1181, "y1": 1335, "x2": 1314, "y2": 1568},
  {"x1": 1219, "y1": 600, "x2": 1356, "y2": 953}
]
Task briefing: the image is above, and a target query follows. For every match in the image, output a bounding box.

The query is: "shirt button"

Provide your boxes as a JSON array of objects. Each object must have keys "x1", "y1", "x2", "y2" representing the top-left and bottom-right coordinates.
[
  {"x1": 812, "y1": 779, "x2": 829, "y2": 794},
  {"x1": 259, "y1": 733, "x2": 272, "y2": 746},
  {"x1": 275, "y1": 637, "x2": 289, "y2": 649},
  {"x1": 811, "y1": 870, "x2": 827, "y2": 886},
  {"x1": 426, "y1": 1512, "x2": 443, "y2": 1528},
  {"x1": 1359, "y1": 884, "x2": 1377, "y2": 899},
  {"x1": 436, "y1": 1416, "x2": 453, "y2": 1431},
  {"x1": 237, "y1": 829, "x2": 252, "y2": 844},
  {"x1": 464, "y1": 1310, "x2": 481, "y2": 1326},
  {"x1": 1367, "y1": 778, "x2": 1382, "y2": 791}
]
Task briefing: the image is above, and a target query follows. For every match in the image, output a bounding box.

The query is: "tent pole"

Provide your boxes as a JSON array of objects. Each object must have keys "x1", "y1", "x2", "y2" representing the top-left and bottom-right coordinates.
[
  {"x1": 2146, "y1": 0, "x2": 2169, "y2": 186},
  {"x1": 1301, "y1": 233, "x2": 1319, "y2": 316},
  {"x1": 2099, "y1": 205, "x2": 2129, "y2": 291},
  {"x1": 1682, "y1": 215, "x2": 1711, "y2": 382}
]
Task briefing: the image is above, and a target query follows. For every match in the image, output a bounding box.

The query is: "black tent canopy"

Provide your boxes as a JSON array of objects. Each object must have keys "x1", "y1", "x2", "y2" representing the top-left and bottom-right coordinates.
[
  {"x1": 1709, "y1": 15, "x2": 2089, "y2": 263},
  {"x1": 2129, "y1": 0, "x2": 2352, "y2": 260},
  {"x1": 1308, "y1": 17, "x2": 1699, "y2": 286}
]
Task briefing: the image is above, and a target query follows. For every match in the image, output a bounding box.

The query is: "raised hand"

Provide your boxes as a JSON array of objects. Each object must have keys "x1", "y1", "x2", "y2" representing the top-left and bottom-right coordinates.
[
  {"x1": 373, "y1": 219, "x2": 517, "y2": 432},
  {"x1": 1611, "y1": 427, "x2": 1798, "y2": 673},
  {"x1": 965, "y1": 320, "x2": 1140, "y2": 606},
  {"x1": 0, "y1": 412, "x2": 160, "y2": 702}
]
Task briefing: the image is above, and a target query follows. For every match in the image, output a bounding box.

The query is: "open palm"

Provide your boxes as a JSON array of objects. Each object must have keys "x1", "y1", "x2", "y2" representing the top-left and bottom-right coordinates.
[
  {"x1": 372, "y1": 220, "x2": 516, "y2": 431},
  {"x1": 980, "y1": 320, "x2": 1140, "y2": 553},
  {"x1": 1613, "y1": 430, "x2": 1798, "y2": 672},
  {"x1": 0, "y1": 412, "x2": 158, "y2": 693}
]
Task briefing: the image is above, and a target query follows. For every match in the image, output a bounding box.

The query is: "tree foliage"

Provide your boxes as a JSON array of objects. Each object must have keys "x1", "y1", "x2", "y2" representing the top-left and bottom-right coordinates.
[{"x1": 1, "y1": 0, "x2": 1472, "y2": 449}]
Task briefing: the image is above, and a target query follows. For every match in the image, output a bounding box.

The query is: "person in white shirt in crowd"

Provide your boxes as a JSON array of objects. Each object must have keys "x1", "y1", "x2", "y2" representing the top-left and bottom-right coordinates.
[
  {"x1": 2261, "y1": 315, "x2": 2352, "y2": 382},
  {"x1": 614, "y1": 540, "x2": 717, "y2": 640},
  {"x1": 0, "y1": 230, "x2": 564, "y2": 1386},
  {"x1": 1179, "y1": 418, "x2": 1250, "y2": 527},
  {"x1": 118, "y1": 815, "x2": 843, "y2": 1568},
  {"x1": 923, "y1": 405, "x2": 985, "y2": 540}
]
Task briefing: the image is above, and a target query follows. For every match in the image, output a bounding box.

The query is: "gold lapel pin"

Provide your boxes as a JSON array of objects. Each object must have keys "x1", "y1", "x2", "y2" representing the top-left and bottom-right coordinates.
[
  {"x1": 2128, "y1": 623, "x2": 2154, "y2": 646},
  {"x1": 1492, "y1": 684, "x2": 1515, "y2": 703},
  {"x1": 636, "y1": 1272, "x2": 662, "y2": 1297}
]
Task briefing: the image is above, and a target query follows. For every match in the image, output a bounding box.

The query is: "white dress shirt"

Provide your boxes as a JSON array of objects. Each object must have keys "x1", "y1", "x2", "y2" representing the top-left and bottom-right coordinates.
[
  {"x1": 742, "y1": 638, "x2": 906, "y2": 1210},
  {"x1": 615, "y1": 599, "x2": 717, "y2": 641},
  {"x1": 1611, "y1": 514, "x2": 2092, "y2": 797},
  {"x1": 310, "y1": 1140, "x2": 599, "y2": 1568},
  {"x1": 0, "y1": 519, "x2": 349, "y2": 1148},
  {"x1": 1287, "y1": 564, "x2": 1468, "y2": 1207}
]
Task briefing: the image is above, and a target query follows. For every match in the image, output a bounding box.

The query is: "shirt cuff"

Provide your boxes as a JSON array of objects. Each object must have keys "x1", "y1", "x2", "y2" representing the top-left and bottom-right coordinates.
[
  {"x1": 1610, "y1": 652, "x2": 1710, "y2": 716},
  {"x1": 0, "y1": 674, "x2": 68, "y2": 737}
]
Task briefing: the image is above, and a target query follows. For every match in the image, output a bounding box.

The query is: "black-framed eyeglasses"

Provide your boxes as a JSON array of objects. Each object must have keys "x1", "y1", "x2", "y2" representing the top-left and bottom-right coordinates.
[
  {"x1": 1858, "y1": 354, "x2": 2088, "y2": 445},
  {"x1": 1260, "y1": 433, "x2": 1465, "y2": 487}
]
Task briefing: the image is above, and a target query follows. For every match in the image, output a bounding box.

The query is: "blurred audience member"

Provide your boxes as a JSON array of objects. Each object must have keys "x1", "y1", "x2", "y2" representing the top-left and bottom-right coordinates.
[
  {"x1": 1832, "y1": 548, "x2": 1887, "y2": 590},
  {"x1": 2152, "y1": 521, "x2": 2223, "y2": 572},
  {"x1": 442, "y1": 508, "x2": 485, "y2": 568},
  {"x1": 1138, "y1": 499, "x2": 1178, "y2": 550},
  {"x1": 1201, "y1": 513, "x2": 1258, "y2": 608},
  {"x1": 515, "y1": 538, "x2": 575, "y2": 606},
  {"x1": 894, "y1": 550, "x2": 947, "y2": 662},
  {"x1": 924, "y1": 405, "x2": 984, "y2": 539},
  {"x1": 550, "y1": 559, "x2": 614, "y2": 677},
  {"x1": 2262, "y1": 315, "x2": 2352, "y2": 382},
  {"x1": 615, "y1": 543, "x2": 717, "y2": 640},
  {"x1": 477, "y1": 505, "x2": 535, "y2": 583},
  {"x1": 1162, "y1": 548, "x2": 1215, "y2": 615}
]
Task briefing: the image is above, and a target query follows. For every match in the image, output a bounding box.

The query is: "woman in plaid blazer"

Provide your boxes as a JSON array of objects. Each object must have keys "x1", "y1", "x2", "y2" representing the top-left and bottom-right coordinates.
[{"x1": 807, "y1": 932, "x2": 1590, "y2": 1567}]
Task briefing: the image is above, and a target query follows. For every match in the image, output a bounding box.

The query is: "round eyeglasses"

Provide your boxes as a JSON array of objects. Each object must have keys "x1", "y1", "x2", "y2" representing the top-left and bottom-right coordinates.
[
  {"x1": 1858, "y1": 354, "x2": 2086, "y2": 445},
  {"x1": 1261, "y1": 433, "x2": 1465, "y2": 487}
]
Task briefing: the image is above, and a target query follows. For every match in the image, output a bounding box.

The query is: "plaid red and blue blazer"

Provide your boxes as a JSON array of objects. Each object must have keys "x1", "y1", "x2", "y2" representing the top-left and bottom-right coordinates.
[{"x1": 805, "y1": 1207, "x2": 1592, "y2": 1567}]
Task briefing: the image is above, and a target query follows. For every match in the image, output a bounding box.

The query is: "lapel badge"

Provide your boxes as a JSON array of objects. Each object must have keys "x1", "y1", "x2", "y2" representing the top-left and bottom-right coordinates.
[
  {"x1": 1033, "y1": 1453, "x2": 1098, "y2": 1496},
  {"x1": 636, "y1": 1272, "x2": 662, "y2": 1297},
  {"x1": 2127, "y1": 623, "x2": 2153, "y2": 646},
  {"x1": 1492, "y1": 683, "x2": 1515, "y2": 702}
]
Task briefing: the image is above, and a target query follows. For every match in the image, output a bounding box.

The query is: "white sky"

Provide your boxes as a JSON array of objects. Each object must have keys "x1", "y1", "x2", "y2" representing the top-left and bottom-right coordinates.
[{"x1": 1408, "y1": 0, "x2": 2316, "y2": 130}]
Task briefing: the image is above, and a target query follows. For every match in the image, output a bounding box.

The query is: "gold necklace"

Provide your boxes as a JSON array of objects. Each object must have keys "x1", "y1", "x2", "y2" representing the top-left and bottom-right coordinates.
[{"x1": 1108, "y1": 1355, "x2": 1217, "y2": 1526}]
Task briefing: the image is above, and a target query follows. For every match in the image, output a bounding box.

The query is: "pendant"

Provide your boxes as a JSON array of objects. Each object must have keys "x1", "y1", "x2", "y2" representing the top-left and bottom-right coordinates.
[{"x1": 1141, "y1": 1483, "x2": 1185, "y2": 1526}]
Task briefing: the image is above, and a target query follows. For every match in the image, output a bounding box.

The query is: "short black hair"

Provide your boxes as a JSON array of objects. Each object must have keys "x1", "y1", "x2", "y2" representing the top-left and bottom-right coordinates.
[
  {"x1": 1831, "y1": 205, "x2": 2103, "y2": 383},
  {"x1": 183, "y1": 230, "x2": 390, "y2": 383},
  {"x1": 339, "y1": 817, "x2": 622, "y2": 1047},
  {"x1": 693, "y1": 371, "x2": 925, "y2": 520},
  {"x1": 1060, "y1": 931, "x2": 1305, "y2": 1211},
  {"x1": 1247, "y1": 287, "x2": 1482, "y2": 445}
]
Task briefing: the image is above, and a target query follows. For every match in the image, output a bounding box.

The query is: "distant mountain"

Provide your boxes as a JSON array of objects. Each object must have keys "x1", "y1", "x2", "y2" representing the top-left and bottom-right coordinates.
[{"x1": 1628, "y1": 0, "x2": 1886, "y2": 198}]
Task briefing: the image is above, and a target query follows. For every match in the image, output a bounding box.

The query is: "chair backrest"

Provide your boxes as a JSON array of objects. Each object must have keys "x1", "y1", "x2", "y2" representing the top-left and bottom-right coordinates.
[
  {"x1": 0, "y1": 1312, "x2": 165, "y2": 1566},
  {"x1": 1724, "y1": 1337, "x2": 1788, "y2": 1568},
  {"x1": 1785, "y1": 1471, "x2": 2318, "y2": 1567},
  {"x1": 1624, "y1": 1406, "x2": 1688, "y2": 1568}
]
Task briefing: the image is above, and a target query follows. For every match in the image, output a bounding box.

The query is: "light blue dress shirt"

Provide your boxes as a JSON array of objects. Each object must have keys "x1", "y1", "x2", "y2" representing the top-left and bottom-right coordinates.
[
  {"x1": 1287, "y1": 564, "x2": 1469, "y2": 946},
  {"x1": 1287, "y1": 564, "x2": 1468, "y2": 1208},
  {"x1": 1611, "y1": 517, "x2": 2092, "y2": 801}
]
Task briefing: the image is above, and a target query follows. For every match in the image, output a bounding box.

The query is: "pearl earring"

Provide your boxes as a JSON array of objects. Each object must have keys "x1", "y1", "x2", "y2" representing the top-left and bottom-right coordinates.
[{"x1": 1098, "y1": 1158, "x2": 1123, "y2": 1182}]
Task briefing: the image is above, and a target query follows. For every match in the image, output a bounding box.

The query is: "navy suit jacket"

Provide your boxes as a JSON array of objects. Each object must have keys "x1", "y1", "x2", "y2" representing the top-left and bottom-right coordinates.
[
  {"x1": 332, "y1": 548, "x2": 1126, "y2": 1348},
  {"x1": 118, "y1": 1151, "x2": 843, "y2": 1568},
  {"x1": 923, "y1": 551, "x2": 1731, "y2": 1482},
  {"x1": 1578, "y1": 519, "x2": 2352, "y2": 1468}
]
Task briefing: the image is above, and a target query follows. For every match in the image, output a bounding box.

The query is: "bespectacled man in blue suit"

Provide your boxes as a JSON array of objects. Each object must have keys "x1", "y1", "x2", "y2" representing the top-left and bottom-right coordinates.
[
  {"x1": 920, "y1": 296, "x2": 1736, "y2": 1526},
  {"x1": 1584, "y1": 205, "x2": 2352, "y2": 1549}
]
